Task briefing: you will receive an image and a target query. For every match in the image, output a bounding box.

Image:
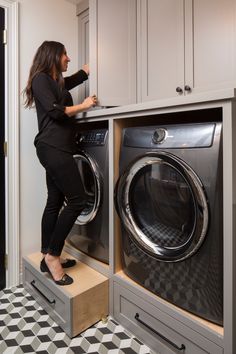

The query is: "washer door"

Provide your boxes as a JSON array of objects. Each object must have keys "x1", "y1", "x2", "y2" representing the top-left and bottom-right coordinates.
[
  {"x1": 115, "y1": 152, "x2": 209, "y2": 262},
  {"x1": 74, "y1": 152, "x2": 101, "y2": 225}
]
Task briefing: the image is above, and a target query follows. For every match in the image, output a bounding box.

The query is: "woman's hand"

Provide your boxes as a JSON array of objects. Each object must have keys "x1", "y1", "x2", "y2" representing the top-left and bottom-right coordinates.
[
  {"x1": 82, "y1": 95, "x2": 97, "y2": 110},
  {"x1": 64, "y1": 95, "x2": 97, "y2": 116},
  {"x1": 82, "y1": 64, "x2": 89, "y2": 75}
]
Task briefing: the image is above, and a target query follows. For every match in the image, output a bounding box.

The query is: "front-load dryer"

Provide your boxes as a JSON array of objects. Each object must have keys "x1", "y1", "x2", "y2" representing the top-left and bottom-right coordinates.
[
  {"x1": 67, "y1": 128, "x2": 109, "y2": 264},
  {"x1": 115, "y1": 122, "x2": 223, "y2": 325}
]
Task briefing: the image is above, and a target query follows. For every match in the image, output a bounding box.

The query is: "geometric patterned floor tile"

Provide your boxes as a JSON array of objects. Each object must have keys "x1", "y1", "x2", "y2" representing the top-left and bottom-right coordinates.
[{"x1": 0, "y1": 285, "x2": 157, "y2": 354}]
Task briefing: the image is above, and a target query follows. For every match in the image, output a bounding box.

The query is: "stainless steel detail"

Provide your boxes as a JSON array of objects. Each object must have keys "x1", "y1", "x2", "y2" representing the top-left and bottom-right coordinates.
[
  {"x1": 116, "y1": 152, "x2": 209, "y2": 262},
  {"x1": 152, "y1": 128, "x2": 167, "y2": 144},
  {"x1": 74, "y1": 152, "x2": 101, "y2": 225}
]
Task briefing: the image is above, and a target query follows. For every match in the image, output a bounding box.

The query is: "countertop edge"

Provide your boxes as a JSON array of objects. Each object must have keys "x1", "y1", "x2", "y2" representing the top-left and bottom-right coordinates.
[{"x1": 75, "y1": 88, "x2": 236, "y2": 121}]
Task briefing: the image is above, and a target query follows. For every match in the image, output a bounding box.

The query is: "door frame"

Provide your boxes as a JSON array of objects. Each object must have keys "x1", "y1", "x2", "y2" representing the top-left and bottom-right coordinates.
[{"x1": 0, "y1": 0, "x2": 19, "y2": 287}]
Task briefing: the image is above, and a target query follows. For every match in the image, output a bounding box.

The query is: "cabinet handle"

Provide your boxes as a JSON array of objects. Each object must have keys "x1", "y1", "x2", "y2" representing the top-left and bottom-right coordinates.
[
  {"x1": 184, "y1": 85, "x2": 192, "y2": 92},
  {"x1": 31, "y1": 280, "x2": 56, "y2": 305},
  {"x1": 135, "y1": 313, "x2": 185, "y2": 351},
  {"x1": 176, "y1": 87, "x2": 183, "y2": 94}
]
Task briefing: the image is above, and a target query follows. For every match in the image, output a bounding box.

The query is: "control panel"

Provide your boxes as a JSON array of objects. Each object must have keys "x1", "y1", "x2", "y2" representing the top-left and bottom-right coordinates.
[{"x1": 77, "y1": 129, "x2": 108, "y2": 146}]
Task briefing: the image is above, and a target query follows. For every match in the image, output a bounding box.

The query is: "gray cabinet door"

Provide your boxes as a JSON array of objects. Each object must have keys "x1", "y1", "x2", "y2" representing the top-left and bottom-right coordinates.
[
  {"x1": 78, "y1": 7, "x2": 89, "y2": 104},
  {"x1": 138, "y1": 0, "x2": 185, "y2": 102},
  {"x1": 139, "y1": 0, "x2": 236, "y2": 101},
  {"x1": 187, "y1": 0, "x2": 236, "y2": 93},
  {"x1": 89, "y1": 0, "x2": 137, "y2": 107}
]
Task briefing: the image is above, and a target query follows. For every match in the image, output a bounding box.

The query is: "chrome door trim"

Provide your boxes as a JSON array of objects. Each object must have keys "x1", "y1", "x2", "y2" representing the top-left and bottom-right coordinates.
[
  {"x1": 74, "y1": 152, "x2": 101, "y2": 225},
  {"x1": 115, "y1": 152, "x2": 209, "y2": 262}
]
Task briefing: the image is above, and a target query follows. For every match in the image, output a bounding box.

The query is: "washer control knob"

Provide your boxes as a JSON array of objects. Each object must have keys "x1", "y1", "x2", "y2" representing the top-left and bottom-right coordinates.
[{"x1": 152, "y1": 128, "x2": 167, "y2": 144}]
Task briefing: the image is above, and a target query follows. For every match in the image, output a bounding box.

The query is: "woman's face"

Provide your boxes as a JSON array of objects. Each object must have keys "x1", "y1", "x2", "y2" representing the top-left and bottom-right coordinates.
[{"x1": 60, "y1": 48, "x2": 70, "y2": 72}]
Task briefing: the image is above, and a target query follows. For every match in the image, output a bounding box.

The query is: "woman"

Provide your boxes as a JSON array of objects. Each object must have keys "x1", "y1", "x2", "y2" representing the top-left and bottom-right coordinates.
[{"x1": 24, "y1": 41, "x2": 97, "y2": 285}]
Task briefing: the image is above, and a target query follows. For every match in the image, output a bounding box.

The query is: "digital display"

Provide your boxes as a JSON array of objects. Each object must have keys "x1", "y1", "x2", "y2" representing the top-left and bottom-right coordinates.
[{"x1": 79, "y1": 131, "x2": 106, "y2": 145}]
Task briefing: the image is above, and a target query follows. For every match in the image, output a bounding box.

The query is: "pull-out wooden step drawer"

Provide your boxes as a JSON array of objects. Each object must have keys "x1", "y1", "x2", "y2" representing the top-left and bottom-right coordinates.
[
  {"x1": 113, "y1": 282, "x2": 223, "y2": 354},
  {"x1": 23, "y1": 252, "x2": 109, "y2": 338}
]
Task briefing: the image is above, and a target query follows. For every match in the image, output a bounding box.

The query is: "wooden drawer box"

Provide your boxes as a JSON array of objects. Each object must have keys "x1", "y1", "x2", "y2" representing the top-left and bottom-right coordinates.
[
  {"x1": 113, "y1": 282, "x2": 223, "y2": 354},
  {"x1": 23, "y1": 252, "x2": 109, "y2": 338}
]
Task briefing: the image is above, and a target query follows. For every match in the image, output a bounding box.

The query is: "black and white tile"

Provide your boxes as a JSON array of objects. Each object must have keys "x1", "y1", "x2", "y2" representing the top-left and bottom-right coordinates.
[{"x1": 0, "y1": 285, "x2": 157, "y2": 353}]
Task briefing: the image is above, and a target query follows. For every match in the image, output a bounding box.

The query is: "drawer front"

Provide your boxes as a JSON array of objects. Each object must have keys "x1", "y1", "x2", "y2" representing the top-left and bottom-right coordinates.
[
  {"x1": 24, "y1": 265, "x2": 71, "y2": 334},
  {"x1": 114, "y1": 283, "x2": 223, "y2": 354}
]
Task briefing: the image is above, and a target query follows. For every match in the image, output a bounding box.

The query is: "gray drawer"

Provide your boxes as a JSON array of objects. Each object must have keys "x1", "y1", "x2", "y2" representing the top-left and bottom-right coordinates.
[
  {"x1": 114, "y1": 282, "x2": 223, "y2": 354},
  {"x1": 23, "y1": 262, "x2": 71, "y2": 335},
  {"x1": 23, "y1": 253, "x2": 109, "y2": 338}
]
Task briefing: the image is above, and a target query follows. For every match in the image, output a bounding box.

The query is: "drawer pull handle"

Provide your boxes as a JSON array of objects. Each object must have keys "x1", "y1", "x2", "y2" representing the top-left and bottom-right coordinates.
[
  {"x1": 31, "y1": 280, "x2": 56, "y2": 305},
  {"x1": 135, "y1": 313, "x2": 185, "y2": 351}
]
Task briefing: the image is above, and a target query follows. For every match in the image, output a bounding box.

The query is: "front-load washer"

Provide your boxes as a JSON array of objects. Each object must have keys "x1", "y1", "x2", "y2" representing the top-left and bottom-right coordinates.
[
  {"x1": 67, "y1": 128, "x2": 109, "y2": 264},
  {"x1": 115, "y1": 122, "x2": 223, "y2": 325}
]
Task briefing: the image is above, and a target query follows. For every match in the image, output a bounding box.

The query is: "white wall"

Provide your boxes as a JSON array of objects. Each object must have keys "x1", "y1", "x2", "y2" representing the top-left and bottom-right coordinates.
[{"x1": 19, "y1": 0, "x2": 80, "y2": 262}]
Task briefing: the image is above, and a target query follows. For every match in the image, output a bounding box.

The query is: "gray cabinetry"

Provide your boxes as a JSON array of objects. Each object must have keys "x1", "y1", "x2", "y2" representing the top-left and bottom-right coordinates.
[
  {"x1": 23, "y1": 259, "x2": 71, "y2": 335},
  {"x1": 138, "y1": 0, "x2": 236, "y2": 102},
  {"x1": 89, "y1": 0, "x2": 137, "y2": 107},
  {"x1": 190, "y1": 0, "x2": 236, "y2": 93},
  {"x1": 23, "y1": 252, "x2": 109, "y2": 338},
  {"x1": 99, "y1": 95, "x2": 236, "y2": 354},
  {"x1": 77, "y1": 1, "x2": 89, "y2": 103},
  {"x1": 67, "y1": 90, "x2": 236, "y2": 353},
  {"x1": 113, "y1": 281, "x2": 223, "y2": 354},
  {"x1": 88, "y1": 0, "x2": 236, "y2": 106},
  {"x1": 137, "y1": 0, "x2": 185, "y2": 101}
]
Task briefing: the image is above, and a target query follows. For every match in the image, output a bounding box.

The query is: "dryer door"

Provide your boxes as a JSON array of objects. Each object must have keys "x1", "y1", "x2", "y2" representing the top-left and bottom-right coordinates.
[
  {"x1": 115, "y1": 151, "x2": 209, "y2": 262},
  {"x1": 73, "y1": 152, "x2": 101, "y2": 225}
]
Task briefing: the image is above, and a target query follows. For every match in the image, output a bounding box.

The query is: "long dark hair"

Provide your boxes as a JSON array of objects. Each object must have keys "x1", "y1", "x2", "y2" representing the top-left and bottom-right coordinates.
[{"x1": 23, "y1": 41, "x2": 65, "y2": 108}]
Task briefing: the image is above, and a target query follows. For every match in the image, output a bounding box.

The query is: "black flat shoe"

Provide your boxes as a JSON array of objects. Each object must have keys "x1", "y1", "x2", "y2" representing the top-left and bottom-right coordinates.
[
  {"x1": 61, "y1": 258, "x2": 76, "y2": 269},
  {"x1": 40, "y1": 258, "x2": 76, "y2": 271},
  {"x1": 40, "y1": 258, "x2": 73, "y2": 286},
  {"x1": 53, "y1": 273, "x2": 73, "y2": 286}
]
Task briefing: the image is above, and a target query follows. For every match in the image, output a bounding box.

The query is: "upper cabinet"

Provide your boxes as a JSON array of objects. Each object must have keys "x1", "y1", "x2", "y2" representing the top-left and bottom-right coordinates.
[
  {"x1": 138, "y1": 0, "x2": 185, "y2": 101},
  {"x1": 87, "y1": 0, "x2": 236, "y2": 106},
  {"x1": 138, "y1": 0, "x2": 236, "y2": 101},
  {"x1": 77, "y1": 1, "x2": 89, "y2": 104},
  {"x1": 89, "y1": 0, "x2": 137, "y2": 107},
  {"x1": 189, "y1": 0, "x2": 236, "y2": 93}
]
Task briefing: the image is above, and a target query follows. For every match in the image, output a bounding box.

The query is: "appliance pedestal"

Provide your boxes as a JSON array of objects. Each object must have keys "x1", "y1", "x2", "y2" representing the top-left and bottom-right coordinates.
[{"x1": 23, "y1": 252, "x2": 109, "y2": 338}]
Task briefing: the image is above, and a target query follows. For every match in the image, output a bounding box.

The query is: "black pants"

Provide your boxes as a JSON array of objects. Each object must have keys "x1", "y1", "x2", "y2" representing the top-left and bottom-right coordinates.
[{"x1": 36, "y1": 142, "x2": 86, "y2": 256}]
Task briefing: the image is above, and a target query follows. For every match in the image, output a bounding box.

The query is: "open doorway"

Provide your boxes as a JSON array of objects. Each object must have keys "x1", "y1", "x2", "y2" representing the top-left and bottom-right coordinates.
[{"x1": 0, "y1": 6, "x2": 6, "y2": 290}]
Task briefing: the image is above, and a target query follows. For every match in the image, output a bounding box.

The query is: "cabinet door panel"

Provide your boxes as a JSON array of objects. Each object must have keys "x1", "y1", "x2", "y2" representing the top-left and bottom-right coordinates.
[
  {"x1": 90, "y1": 0, "x2": 137, "y2": 107},
  {"x1": 189, "y1": 0, "x2": 236, "y2": 92},
  {"x1": 139, "y1": 0, "x2": 185, "y2": 102},
  {"x1": 78, "y1": 9, "x2": 89, "y2": 104}
]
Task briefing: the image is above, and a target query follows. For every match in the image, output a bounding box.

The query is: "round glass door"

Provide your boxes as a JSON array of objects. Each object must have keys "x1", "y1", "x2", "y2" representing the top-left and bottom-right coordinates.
[
  {"x1": 73, "y1": 152, "x2": 101, "y2": 225},
  {"x1": 115, "y1": 152, "x2": 209, "y2": 262}
]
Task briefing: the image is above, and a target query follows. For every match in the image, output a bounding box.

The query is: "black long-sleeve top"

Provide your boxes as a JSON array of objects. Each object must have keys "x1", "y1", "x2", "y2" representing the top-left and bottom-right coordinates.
[{"x1": 32, "y1": 70, "x2": 88, "y2": 153}]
